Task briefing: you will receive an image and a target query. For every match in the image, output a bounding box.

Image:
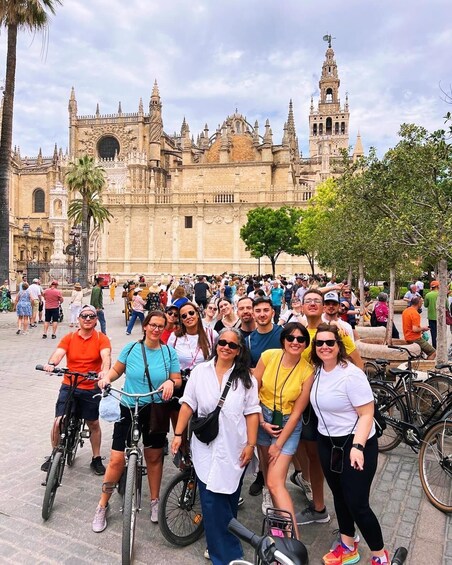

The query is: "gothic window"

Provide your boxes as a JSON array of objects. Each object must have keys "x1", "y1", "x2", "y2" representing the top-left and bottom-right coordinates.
[
  {"x1": 326, "y1": 118, "x2": 332, "y2": 135},
  {"x1": 319, "y1": 123, "x2": 323, "y2": 135},
  {"x1": 185, "y1": 216, "x2": 193, "y2": 229},
  {"x1": 33, "y1": 188, "x2": 45, "y2": 213},
  {"x1": 335, "y1": 122, "x2": 339, "y2": 134},
  {"x1": 97, "y1": 136, "x2": 120, "y2": 159},
  {"x1": 326, "y1": 88, "x2": 333, "y2": 103},
  {"x1": 341, "y1": 122, "x2": 346, "y2": 134},
  {"x1": 235, "y1": 121, "x2": 241, "y2": 133},
  {"x1": 54, "y1": 199, "x2": 62, "y2": 217},
  {"x1": 313, "y1": 124, "x2": 317, "y2": 136}
]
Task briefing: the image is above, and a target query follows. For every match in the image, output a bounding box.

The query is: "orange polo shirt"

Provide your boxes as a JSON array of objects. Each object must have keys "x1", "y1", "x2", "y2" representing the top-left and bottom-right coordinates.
[{"x1": 402, "y1": 306, "x2": 421, "y2": 342}]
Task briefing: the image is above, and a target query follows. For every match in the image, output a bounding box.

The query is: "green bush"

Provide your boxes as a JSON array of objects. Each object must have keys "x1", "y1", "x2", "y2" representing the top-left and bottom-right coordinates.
[
  {"x1": 369, "y1": 286, "x2": 382, "y2": 299},
  {"x1": 398, "y1": 286, "x2": 408, "y2": 299}
]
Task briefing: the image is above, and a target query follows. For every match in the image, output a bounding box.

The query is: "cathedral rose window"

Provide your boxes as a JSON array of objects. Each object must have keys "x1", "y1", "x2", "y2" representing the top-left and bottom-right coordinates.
[{"x1": 97, "y1": 136, "x2": 120, "y2": 159}]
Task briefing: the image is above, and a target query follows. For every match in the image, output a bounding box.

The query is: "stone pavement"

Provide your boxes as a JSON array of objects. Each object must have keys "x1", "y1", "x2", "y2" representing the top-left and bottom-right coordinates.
[{"x1": 0, "y1": 294, "x2": 451, "y2": 564}]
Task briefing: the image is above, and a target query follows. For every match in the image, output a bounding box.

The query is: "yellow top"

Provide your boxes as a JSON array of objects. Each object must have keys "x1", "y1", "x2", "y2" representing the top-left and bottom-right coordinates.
[
  {"x1": 302, "y1": 326, "x2": 356, "y2": 363},
  {"x1": 259, "y1": 349, "x2": 313, "y2": 415}
]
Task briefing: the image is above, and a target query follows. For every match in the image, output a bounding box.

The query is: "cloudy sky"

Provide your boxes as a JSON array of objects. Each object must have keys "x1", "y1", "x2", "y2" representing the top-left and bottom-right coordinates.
[{"x1": 2, "y1": 0, "x2": 451, "y2": 158}]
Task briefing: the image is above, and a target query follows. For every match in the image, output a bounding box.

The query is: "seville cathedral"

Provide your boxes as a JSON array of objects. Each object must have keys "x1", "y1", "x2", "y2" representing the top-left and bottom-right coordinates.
[{"x1": 8, "y1": 40, "x2": 364, "y2": 283}]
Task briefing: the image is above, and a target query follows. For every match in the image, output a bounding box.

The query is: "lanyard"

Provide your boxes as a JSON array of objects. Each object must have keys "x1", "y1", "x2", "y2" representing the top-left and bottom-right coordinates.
[{"x1": 273, "y1": 352, "x2": 300, "y2": 413}]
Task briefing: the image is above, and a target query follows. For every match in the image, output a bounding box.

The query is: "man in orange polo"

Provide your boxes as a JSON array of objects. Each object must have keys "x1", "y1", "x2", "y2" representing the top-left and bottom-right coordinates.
[
  {"x1": 402, "y1": 296, "x2": 436, "y2": 359},
  {"x1": 41, "y1": 305, "x2": 112, "y2": 474}
]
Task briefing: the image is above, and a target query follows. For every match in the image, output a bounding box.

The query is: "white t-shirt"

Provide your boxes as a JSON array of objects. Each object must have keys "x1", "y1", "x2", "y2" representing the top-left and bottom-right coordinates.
[
  {"x1": 310, "y1": 362, "x2": 375, "y2": 438},
  {"x1": 279, "y1": 309, "x2": 307, "y2": 325},
  {"x1": 167, "y1": 331, "x2": 217, "y2": 371},
  {"x1": 321, "y1": 314, "x2": 355, "y2": 342}
]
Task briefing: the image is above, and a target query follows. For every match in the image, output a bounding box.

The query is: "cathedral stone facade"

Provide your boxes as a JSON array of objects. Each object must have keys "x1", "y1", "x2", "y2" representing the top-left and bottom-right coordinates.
[{"x1": 9, "y1": 41, "x2": 363, "y2": 282}]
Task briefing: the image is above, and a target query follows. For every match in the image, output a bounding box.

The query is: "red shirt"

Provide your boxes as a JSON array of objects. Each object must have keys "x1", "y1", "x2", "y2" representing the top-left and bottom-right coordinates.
[{"x1": 43, "y1": 287, "x2": 63, "y2": 309}]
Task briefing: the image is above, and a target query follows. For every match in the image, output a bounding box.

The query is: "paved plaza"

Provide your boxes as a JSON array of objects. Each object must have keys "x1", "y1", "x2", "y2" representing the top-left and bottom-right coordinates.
[{"x1": 0, "y1": 294, "x2": 451, "y2": 564}]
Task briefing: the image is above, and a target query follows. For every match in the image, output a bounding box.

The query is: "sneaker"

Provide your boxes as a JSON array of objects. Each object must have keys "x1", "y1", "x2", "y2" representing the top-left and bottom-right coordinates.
[
  {"x1": 237, "y1": 496, "x2": 244, "y2": 507},
  {"x1": 42, "y1": 334, "x2": 47, "y2": 339},
  {"x1": 126, "y1": 332, "x2": 131, "y2": 335},
  {"x1": 261, "y1": 487, "x2": 272, "y2": 515},
  {"x1": 330, "y1": 529, "x2": 360, "y2": 552},
  {"x1": 150, "y1": 498, "x2": 159, "y2": 523},
  {"x1": 90, "y1": 456, "x2": 106, "y2": 475},
  {"x1": 290, "y1": 471, "x2": 313, "y2": 501},
  {"x1": 51, "y1": 334, "x2": 57, "y2": 339},
  {"x1": 296, "y1": 503, "x2": 330, "y2": 525},
  {"x1": 322, "y1": 543, "x2": 360, "y2": 565},
  {"x1": 39, "y1": 320, "x2": 44, "y2": 323},
  {"x1": 92, "y1": 503, "x2": 109, "y2": 533},
  {"x1": 371, "y1": 551, "x2": 390, "y2": 564},
  {"x1": 41, "y1": 456, "x2": 51, "y2": 472},
  {"x1": 249, "y1": 470, "x2": 264, "y2": 496},
  {"x1": 204, "y1": 547, "x2": 210, "y2": 560},
  {"x1": 16, "y1": 329, "x2": 20, "y2": 335}
]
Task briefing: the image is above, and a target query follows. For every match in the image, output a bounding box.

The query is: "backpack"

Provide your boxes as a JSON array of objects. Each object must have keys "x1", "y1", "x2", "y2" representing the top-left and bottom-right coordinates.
[
  {"x1": 370, "y1": 309, "x2": 378, "y2": 327},
  {"x1": 145, "y1": 292, "x2": 161, "y2": 311}
]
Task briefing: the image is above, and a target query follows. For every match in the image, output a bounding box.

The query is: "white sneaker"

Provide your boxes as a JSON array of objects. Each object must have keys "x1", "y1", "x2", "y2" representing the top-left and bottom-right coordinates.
[
  {"x1": 92, "y1": 503, "x2": 108, "y2": 533},
  {"x1": 261, "y1": 487, "x2": 273, "y2": 515},
  {"x1": 204, "y1": 547, "x2": 210, "y2": 560},
  {"x1": 289, "y1": 471, "x2": 313, "y2": 502},
  {"x1": 150, "y1": 498, "x2": 159, "y2": 523}
]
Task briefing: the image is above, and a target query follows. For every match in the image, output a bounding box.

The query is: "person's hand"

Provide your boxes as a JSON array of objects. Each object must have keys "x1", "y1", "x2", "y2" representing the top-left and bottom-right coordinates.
[
  {"x1": 43, "y1": 363, "x2": 56, "y2": 373},
  {"x1": 171, "y1": 436, "x2": 182, "y2": 455},
  {"x1": 263, "y1": 422, "x2": 282, "y2": 438},
  {"x1": 159, "y1": 379, "x2": 175, "y2": 401},
  {"x1": 97, "y1": 375, "x2": 111, "y2": 390},
  {"x1": 239, "y1": 444, "x2": 254, "y2": 468},
  {"x1": 350, "y1": 447, "x2": 364, "y2": 471},
  {"x1": 268, "y1": 443, "x2": 282, "y2": 463}
]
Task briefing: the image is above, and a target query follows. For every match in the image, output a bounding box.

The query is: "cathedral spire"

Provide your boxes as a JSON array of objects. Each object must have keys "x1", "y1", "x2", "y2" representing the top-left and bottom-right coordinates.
[
  {"x1": 287, "y1": 99, "x2": 295, "y2": 134},
  {"x1": 149, "y1": 79, "x2": 163, "y2": 165},
  {"x1": 68, "y1": 86, "x2": 77, "y2": 115},
  {"x1": 353, "y1": 131, "x2": 364, "y2": 161}
]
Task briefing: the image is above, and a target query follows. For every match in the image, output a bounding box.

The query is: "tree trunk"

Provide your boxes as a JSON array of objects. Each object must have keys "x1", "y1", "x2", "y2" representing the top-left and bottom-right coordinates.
[
  {"x1": 358, "y1": 258, "x2": 365, "y2": 326},
  {"x1": 347, "y1": 265, "x2": 352, "y2": 287},
  {"x1": 270, "y1": 256, "x2": 276, "y2": 278},
  {"x1": 81, "y1": 194, "x2": 89, "y2": 287},
  {"x1": 385, "y1": 265, "x2": 396, "y2": 346},
  {"x1": 436, "y1": 258, "x2": 448, "y2": 364},
  {"x1": 0, "y1": 24, "x2": 18, "y2": 282}
]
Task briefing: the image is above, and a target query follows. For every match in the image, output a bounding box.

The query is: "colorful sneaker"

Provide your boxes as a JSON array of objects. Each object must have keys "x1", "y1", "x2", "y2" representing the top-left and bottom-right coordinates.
[
  {"x1": 261, "y1": 487, "x2": 273, "y2": 515},
  {"x1": 90, "y1": 456, "x2": 106, "y2": 475},
  {"x1": 330, "y1": 529, "x2": 360, "y2": 551},
  {"x1": 322, "y1": 542, "x2": 360, "y2": 565},
  {"x1": 150, "y1": 498, "x2": 159, "y2": 523},
  {"x1": 92, "y1": 503, "x2": 109, "y2": 533},
  {"x1": 289, "y1": 470, "x2": 313, "y2": 501},
  {"x1": 296, "y1": 503, "x2": 330, "y2": 525},
  {"x1": 370, "y1": 550, "x2": 390, "y2": 564}
]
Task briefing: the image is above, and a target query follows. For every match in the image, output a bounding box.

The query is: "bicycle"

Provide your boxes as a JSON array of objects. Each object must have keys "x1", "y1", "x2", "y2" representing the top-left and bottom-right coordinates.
[
  {"x1": 158, "y1": 449, "x2": 204, "y2": 546},
  {"x1": 36, "y1": 364, "x2": 98, "y2": 521},
  {"x1": 227, "y1": 518, "x2": 408, "y2": 565},
  {"x1": 425, "y1": 362, "x2": 452, "y2": 398},
  {"x1": 100, "y1": 384, "x2": 162, "y2": 565}
]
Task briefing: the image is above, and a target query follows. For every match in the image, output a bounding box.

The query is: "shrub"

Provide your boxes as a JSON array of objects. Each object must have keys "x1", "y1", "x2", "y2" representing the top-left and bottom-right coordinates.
[
  {"x1": 369, "y1": 286, "x2": 382, "y2": 299},
  {"x1": 398, "y1": 286, "x2": 408, "y2": 299}
]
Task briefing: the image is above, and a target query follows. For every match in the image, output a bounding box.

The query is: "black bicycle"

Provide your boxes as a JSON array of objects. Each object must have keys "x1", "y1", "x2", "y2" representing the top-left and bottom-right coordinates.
[
  {"x1": 158, "y1": 449, "x2": 204, "y2": 546},
  {"x1": 100, "y1": 384, "x2": 162, "y2": 565},
  {"x1": 36, "y1": 365, "x2": 98, "y2": 521}
]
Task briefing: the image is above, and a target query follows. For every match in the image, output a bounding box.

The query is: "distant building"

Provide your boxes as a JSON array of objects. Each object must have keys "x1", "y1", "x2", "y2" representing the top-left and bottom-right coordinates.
[{"x1": 8, "y1": 40, "x2": 363, "y2": 280}]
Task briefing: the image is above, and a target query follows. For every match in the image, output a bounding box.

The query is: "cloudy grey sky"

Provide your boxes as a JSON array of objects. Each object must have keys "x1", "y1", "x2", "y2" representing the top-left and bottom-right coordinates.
[{"x1": 2, "y1": 0, "x2": 451, "y2": 158}]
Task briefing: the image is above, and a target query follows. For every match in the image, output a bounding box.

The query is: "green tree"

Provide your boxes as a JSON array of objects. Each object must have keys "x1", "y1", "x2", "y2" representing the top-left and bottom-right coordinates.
[
  {"x1": 0, "y1": 0, "x2": 62, "y2": 282},
  {"x1": 240, "y1": 206, "x2": 303, "y2": 277},
  {"x1": 66, "y1": 156, "x2": 108, "y2": 287}
]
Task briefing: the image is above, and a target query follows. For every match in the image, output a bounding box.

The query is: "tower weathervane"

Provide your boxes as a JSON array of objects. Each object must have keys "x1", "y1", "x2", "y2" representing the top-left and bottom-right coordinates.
[{"x1": 322, "y1": 34, "x2": 334, "y2": 48}]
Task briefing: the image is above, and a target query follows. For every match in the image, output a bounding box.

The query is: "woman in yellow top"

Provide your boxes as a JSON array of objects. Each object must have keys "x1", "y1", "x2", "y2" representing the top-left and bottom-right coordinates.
[
  {"x1": 109, "y1": 278, "x2": 117, "y2": 303},
  {"x1": 254, "y1": 322, "x2": 314, "y2": 537}
]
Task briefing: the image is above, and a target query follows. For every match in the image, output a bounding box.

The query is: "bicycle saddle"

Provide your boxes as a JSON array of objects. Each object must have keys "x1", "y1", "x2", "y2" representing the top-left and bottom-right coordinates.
[
  {"x1": 375, "y1": 358, "x2": 390, "y2": 365},
  {"x1": 273, "y1": 537, "x2": 309, "y2": 565},
  {"x1": 388, "y1": 367, "x2": 408, "y2": 377}
]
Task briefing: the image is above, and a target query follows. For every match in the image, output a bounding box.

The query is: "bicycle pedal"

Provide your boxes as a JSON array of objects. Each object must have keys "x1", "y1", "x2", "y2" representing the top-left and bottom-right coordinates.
[
  {"x1": 141, "y1": 466, "x2": 147, "y2": 476},
  {"x1": 80, "y1": 431, "x2": 90, "y2": 439}
]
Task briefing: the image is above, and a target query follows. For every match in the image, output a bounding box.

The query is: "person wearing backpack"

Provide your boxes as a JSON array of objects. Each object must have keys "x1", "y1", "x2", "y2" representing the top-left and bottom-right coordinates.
[{"x1": 372, "y1": 293, "x2": 399, "y2": 339}]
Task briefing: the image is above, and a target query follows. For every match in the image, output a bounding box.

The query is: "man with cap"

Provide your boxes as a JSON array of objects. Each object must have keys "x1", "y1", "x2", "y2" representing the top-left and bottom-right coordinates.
[
  {"x1": 28, "y1": 278, "x2": 43, "y2": 327},
  {"x1": 424, "y1": 281, "x2": 440, "y2": 348},
  {"x1": 90, "y1": 277, "x2": 107, "y2": 335},
  {"x1": 321, "y1": 290, "x2": 356, "y2": 341},
  {"x1": 42, "y1": 280, "x2": 64, "y2": 339},
  {"x1": 41, "y1": 304, "x2": 112, "y2": 475}
]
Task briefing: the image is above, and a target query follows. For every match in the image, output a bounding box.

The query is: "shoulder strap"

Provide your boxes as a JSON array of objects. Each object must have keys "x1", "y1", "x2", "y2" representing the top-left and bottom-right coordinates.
[
  {"x1": 217, "y1": 373, "x2": 235, "y2": 408},
  {"x1": 140, "y1": 341, "x2": 154, "y2": 391}
]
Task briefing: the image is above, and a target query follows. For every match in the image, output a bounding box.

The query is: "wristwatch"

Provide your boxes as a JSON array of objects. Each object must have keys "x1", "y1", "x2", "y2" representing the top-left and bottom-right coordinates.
[{"x1": 352, "y1": 443, "x2": 364, "y2": 451}]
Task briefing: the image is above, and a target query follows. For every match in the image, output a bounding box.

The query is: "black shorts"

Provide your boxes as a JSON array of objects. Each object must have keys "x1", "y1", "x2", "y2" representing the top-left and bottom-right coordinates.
[
  {"x1": 55, "y1": 384, "x2": 100, "y2": 421},
  {"x1": 300, "y1": 402, "x2": 319, "y2": 442},
  {"x1": 112, "y1": 403, "x2": 166, "y2": 451},
  {"x1": 45, "y1": 307, "x2": 60, "y2": 323}
]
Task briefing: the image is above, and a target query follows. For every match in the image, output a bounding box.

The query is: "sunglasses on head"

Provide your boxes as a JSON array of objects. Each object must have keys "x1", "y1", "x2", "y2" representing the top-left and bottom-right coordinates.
[
  {"x1": 314, "y1": 339, "x2": 337, "y2": 347},
  {"x1": 181, "y1": 310, "x2": 197, "y2": 319},
  {"x1": 285, "y1": 335, "x2": 307, "y2": 343},
  {"x1": 217, "y1": 339, "x2": 239, "y2": 350},
  {"x1": 79, "y1": 314, "x2": 97, "y2": 320}
]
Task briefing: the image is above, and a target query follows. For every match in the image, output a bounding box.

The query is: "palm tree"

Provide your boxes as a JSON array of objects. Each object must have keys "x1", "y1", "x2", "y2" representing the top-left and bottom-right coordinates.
[
  {"x1": 66, "y1": 156, "x2": 108, "y2": 287},
  {"x1": 0, "y1": 0, "x2": 62, "y2": 282}
]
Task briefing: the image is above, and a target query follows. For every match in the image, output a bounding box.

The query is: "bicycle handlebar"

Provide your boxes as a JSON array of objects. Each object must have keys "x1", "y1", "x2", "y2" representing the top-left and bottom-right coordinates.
[
  {"x1": 36, "y1": 365, "x2": 99, "y2": 380},
  {"x1": 387, "y1": 345, "x2": 421, "y2": 360},
  {"x1": 228, "y1": 518, "x2": 262, "y2": 549},
  {"x1": 102, "y1": 383, "x2": 163, "y2": 399}
]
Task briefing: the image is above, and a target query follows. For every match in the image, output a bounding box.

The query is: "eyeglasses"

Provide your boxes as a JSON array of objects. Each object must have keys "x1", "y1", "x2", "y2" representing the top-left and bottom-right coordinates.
[
  {"x1": 217, "y1": 339, "x2": 239, "y2": 350},
  {"x1": 285, "y1": 335, "x2": 307, "y2": 343},
  {"x1": 181, "y1": 310, "x2": 197, "y2": 320},
  {"x1": 304, "y1": 299, "x2": 322, "y2": 305},
  {"x1": 314, "y1": 339, "x2": 337, "y2": 347},
  {"x1": 207, "y1": 306, "x2": 217, "y2": 311},
  {"x1": 148, "y1": 323, "x2": 165, "y2": 332},
  {"x1": 166, "y1": 311, "x2": 178, "y2": 317},
  {"x1": 342, "y1": 291, "x2": 351, "y2": 294},
  {"x1": 80, "y1": 314, "x2": 97, "y2": 320}
]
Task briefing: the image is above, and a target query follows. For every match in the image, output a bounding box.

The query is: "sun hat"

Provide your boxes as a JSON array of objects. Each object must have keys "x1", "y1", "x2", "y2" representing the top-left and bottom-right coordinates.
[{"x1": 74, "y1": 282, "x2": 82, "y2": 290}]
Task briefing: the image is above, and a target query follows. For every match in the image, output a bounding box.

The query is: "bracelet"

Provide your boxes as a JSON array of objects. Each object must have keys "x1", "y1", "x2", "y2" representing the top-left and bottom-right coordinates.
[
  {"x1": 174, "y1": 433, "x2": 183, "y2": 437},
  {"x1": 246, "y1": 443, "x2": 256, "y2": 448},
  {"x1": 166, "y1": 378, "x2": 175, "y2": 384},
  {"x1": 48, "y1": 362, "x2": 56, "y2": 366}
]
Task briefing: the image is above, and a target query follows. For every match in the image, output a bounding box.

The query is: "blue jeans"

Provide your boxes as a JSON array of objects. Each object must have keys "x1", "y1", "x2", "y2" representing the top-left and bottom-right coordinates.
[
  {"x1": 97, "y1": 309, "x2": 107, "y2": 334},
  {"x1": 198, "y1": 475, "x2": 244, "y2": 565},
  {"x1": 126, "y1": 310, "x2": 144, "y2": 334}
]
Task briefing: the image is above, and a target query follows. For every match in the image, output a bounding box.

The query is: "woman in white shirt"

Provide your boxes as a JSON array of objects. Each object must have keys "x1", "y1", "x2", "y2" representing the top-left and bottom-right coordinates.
[
  {"x1": 172, "y1": 329, "x2": 260, "y2": 565},
  {"x1": 69, "y1": 282, "x2": 83, "y2": 327},
  {"x1": 310, "y1": 323, "x2": 389, "y2": 565}
]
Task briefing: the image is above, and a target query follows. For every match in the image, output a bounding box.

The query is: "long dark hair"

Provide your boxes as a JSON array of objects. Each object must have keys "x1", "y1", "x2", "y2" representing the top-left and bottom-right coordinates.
[
  {"x1": 209, "y1": 327, "x2": 252, "y2": 390},
  {"x1": 175, "y1": 302, "x2": 211, "y2": 359},
  {"x1": 309, "y1": 323, "x2": 348, "y2": 368}
]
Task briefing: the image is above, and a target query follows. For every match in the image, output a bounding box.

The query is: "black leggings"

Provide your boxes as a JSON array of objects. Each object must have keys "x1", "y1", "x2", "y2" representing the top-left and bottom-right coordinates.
[{"x1": 317, "y1": 433, "x2": 384, "y2": 552}]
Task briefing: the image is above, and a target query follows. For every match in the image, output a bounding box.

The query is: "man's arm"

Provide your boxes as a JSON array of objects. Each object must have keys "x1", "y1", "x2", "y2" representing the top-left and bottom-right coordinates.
[
  {"x1": 44, "y1": 347, "x2": 67, "y2": 372},
  {"x1": 98, "y1": 347, "x2": 112, "y2": 380}
]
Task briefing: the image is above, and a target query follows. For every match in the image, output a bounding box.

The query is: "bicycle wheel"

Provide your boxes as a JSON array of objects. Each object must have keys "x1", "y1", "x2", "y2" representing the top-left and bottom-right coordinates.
[
  {"x1": 370, "y1": 383, "x2": 407, "y2": 452},
  {"x1": 158, "y1": 469, "x2": 204, "y2": 546},
  {"x1": 42, "y1": 451, "x2": 64, "y2": 521},
  {"x1": 364, "y1": 361, "x2": 382, "y2": 381},
  {"x1": 122, "y1": 453, "x2": 138, "y2": 565},
  {"x1": 419, "y1": 419, "x2": 452, "y2": 513},
  {"x1": 409, "y1": 382, "x2": 443, "y2": 426},
  {"x1": 66, "y1": 417, "x2": 82, "y2": 466},
  {"x1": 425, "y1": 374, "x2": 452, "y2": 399}
]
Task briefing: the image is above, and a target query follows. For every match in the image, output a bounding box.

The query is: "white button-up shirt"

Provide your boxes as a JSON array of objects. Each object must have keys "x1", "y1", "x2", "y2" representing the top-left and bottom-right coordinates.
[{"x1": 181, "y1": 358, "x2": 261, "y2": 494}]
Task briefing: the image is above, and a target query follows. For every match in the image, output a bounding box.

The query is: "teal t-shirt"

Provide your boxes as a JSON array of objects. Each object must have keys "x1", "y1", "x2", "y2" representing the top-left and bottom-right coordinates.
[
  {"x1": 118, "y1": 342, "x2": 180, "y2": 407},
  {"x1": 270, "y1": 287, "x2": 284, "y2": 306}
]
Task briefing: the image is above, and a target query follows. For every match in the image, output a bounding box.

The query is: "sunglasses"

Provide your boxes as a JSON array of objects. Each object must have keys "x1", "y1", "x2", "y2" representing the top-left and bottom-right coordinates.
[
  {"x1": 79, "y1": 314, "x2": 97, "y2": 320},
  {"x1": 314, "y1": 339, "x2": 337, "y2": 347},
  {"x1": 285, "y1": 335, "x2": 307, "y2": 343},
  {"x1": 217, "y1": 339, "x2": 239, "y2": 350},
  {"x1": 166, "y1": 311, "x2": 178, "y2": 317},
  {"x1": 181, "y1": 310, "x2": 197, "y2": 319}
]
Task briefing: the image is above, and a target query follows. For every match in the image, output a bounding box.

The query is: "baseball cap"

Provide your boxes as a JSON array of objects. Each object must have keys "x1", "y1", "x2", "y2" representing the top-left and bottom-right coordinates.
[
  {"x1": 32, "y1": 278, "x2": 39, "y2": 283},
  {"x1": 79, "y1": 305, "x2": 97, "y2": 316},
  {"x1": 430, "y1": 281, "x2": 439, "y2": 288},
  {"x1": 51, "y1": 280, "x2": 59, "y2": 286},
  {"x1": 324, "y1": 291, "x2": 339, "y2": 303}
]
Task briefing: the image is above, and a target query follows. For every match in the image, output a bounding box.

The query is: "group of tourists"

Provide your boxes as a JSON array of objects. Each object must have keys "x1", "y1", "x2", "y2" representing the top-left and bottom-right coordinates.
[{"x1": 37, "y1": 270, "x2": 398, "y2": 565}]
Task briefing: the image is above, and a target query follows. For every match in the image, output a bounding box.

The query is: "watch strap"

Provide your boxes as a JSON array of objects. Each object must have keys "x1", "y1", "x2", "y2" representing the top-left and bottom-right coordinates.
[{"x1": 352, "y1": 443, "x2": 364, "y2": 451}]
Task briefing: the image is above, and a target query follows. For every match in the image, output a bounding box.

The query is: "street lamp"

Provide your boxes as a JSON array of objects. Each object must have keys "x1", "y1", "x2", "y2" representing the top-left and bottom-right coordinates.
[
  {"x1": 69, "y1": 225, "x2": 82, "y2": 284},
  {"x1": 22, "y1": 222, "x2": 30, "y2": 265},
  {"x1": 35, "y1": 226, "x2": 42, "y2": 261}
]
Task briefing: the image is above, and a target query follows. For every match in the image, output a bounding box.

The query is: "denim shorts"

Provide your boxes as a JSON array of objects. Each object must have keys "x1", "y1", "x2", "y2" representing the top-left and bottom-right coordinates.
[{"x1": 257, "y1": 404, "x2": 302, "y2": 456}]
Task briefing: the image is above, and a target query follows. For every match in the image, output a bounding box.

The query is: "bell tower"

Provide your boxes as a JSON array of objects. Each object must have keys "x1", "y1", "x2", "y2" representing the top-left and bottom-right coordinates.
[{"x1": 309, "y1": 36, "x2": 350, "y2": 158}]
